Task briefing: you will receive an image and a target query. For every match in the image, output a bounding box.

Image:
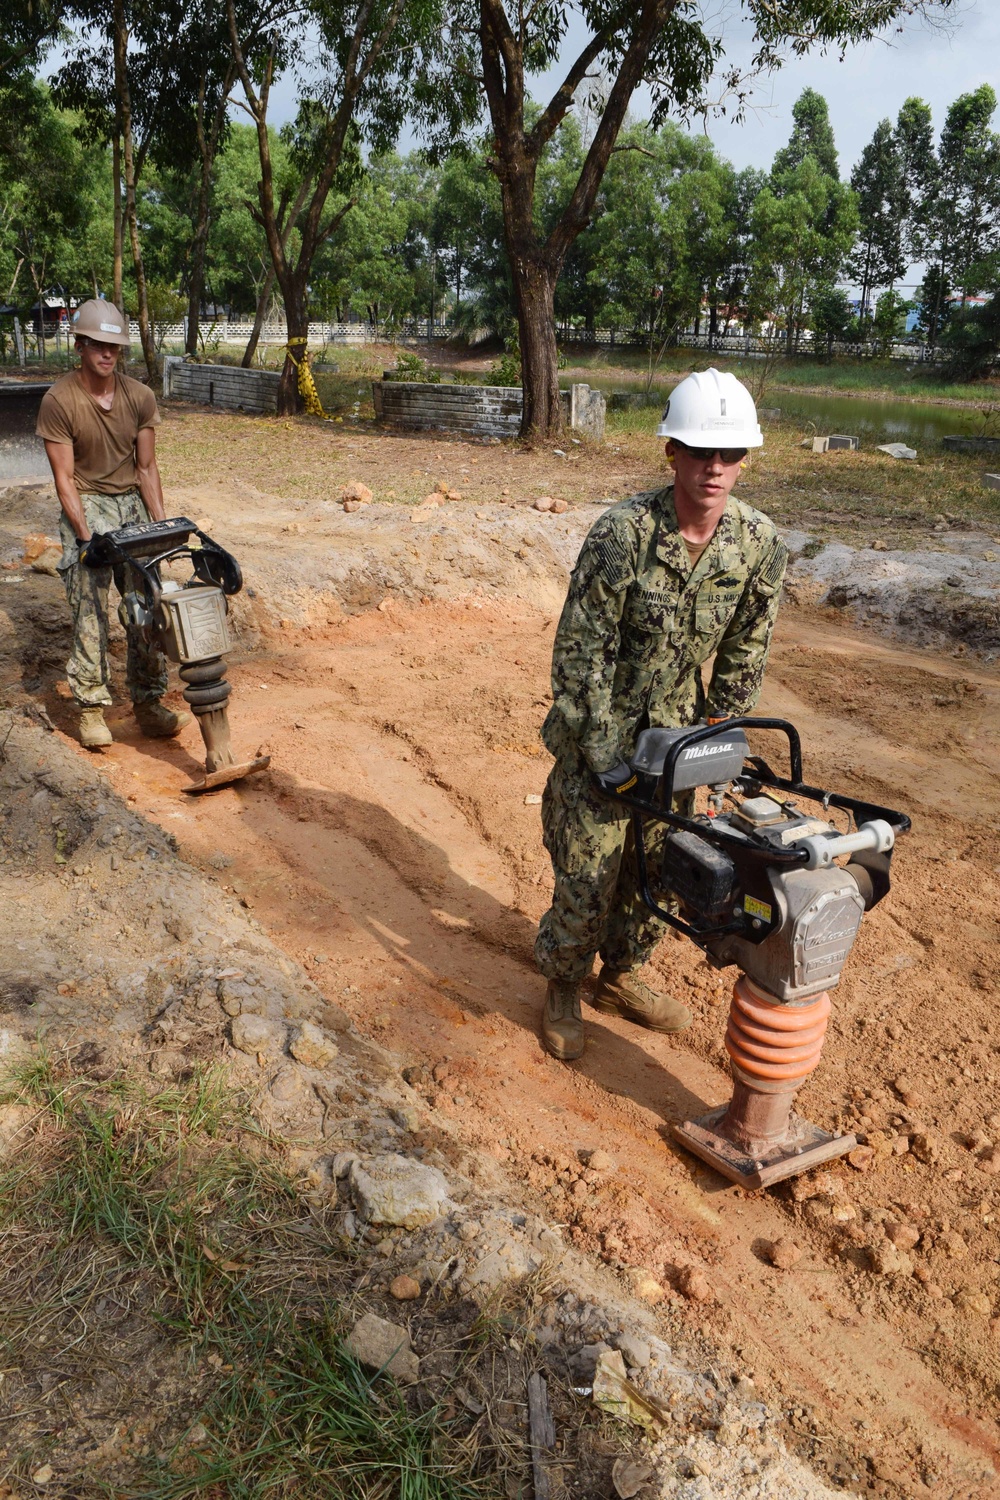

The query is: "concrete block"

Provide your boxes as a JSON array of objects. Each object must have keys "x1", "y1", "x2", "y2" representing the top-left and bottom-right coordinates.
[
  {"x1": 811, "y1": 436, "x2": 829, "y2": 454},
  {"x1": 827, "y1": 434, "x2": 859, "y2": 450},
  {"x1": 983, "y1": 473, "x2": 1000, "y2": 491},
  {"x1": 876, "y1": 443, "x2": 917, "y2": 461},
  {"x1": 162, "y1": 356, "x2": 280, "y2": 413},
  {"x1": 372, "y1": 379, "x2": 605, "y2": 442},
  {"x1": 943, "y1": 435, "x2": 1000, "y2": 455}
]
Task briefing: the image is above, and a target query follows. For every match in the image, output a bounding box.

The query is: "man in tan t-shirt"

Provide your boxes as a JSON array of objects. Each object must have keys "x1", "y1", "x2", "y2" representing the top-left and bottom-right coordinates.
[{"x1": 36, "y1": 298, "x2": 189, "y2": 749}]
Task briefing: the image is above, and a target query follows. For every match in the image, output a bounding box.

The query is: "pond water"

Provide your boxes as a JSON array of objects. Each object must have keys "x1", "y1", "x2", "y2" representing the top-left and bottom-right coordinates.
[
  {"x1": 596, "y1": 376, "x2": 997, "y2": 447},
  {"x1": 0, "y1": 385, "x2": 50, "y2": 482},
  {"x1": 766, "y1": 388, "x2": 996, "y2": 447}
]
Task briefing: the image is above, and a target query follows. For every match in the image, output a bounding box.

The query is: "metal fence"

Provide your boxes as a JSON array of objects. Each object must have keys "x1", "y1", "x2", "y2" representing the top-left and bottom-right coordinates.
[
  {"x1": 553, "y1": 328, "x2": 948, "y2": 362},
  {"x1": 0, "y1": 311, "x2": 953, "y2": 367}
]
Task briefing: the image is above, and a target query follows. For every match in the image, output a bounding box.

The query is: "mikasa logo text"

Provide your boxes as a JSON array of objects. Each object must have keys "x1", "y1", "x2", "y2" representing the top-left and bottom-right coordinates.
[{"x1": 684, "y1": 742, "x2": 738, "y2": 759}]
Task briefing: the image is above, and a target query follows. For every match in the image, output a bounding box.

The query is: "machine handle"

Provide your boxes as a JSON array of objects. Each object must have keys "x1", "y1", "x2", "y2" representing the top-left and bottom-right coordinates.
[
  {"x1": 656, "y1": 717, "x2": 803, "y2": 810},
  {"x1": 797, "y1": 819, "x2": 895, "y2": 871}
]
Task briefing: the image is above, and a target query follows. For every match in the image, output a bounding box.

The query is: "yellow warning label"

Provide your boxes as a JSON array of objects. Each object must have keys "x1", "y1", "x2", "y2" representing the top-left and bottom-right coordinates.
[{"x1": 744, "y1": 895, "x2": 773, "y2": 923}]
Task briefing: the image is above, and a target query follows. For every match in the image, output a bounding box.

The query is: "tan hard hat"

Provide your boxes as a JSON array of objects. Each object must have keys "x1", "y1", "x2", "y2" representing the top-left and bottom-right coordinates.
[{"x1": 71, "y1": 298, "x2": 131, "y2": 347}]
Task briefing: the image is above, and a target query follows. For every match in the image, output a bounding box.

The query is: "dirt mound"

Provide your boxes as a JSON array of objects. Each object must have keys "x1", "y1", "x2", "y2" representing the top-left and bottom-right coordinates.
[
  {"x1": 785, "y1": 532, "x2": 1000, "y2": 656},
  {"x1": 0, "y1": 710, "x2": 850, "y2": 1498},
  {"x1": 4, "y1": 439, "x2": 1000, "y2": 1495}
]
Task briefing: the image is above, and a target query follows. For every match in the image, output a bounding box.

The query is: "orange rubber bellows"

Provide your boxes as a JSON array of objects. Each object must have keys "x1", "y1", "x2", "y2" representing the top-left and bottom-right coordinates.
[
  {"x1": 725, "y1": 978, "x2": 830, "y2": 1085},
  {"x1": 673, "y1": 977, "x2": 857, "y2": 1187}
]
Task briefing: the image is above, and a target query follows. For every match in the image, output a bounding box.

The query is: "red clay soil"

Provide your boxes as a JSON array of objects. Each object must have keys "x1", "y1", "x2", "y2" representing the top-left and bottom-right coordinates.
[{"x1": 37, "y1": 588, "x2": 1000, "y2": 1500}]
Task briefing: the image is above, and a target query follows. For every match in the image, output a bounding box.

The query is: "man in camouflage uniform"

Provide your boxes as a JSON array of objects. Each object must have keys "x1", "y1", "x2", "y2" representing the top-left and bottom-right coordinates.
[
  {"x1": 36, "y1": 299, "x2": 189, "y2": 749},
  {"x1": 535, "y1": 369, "x2": 788, "y2": 1060}
]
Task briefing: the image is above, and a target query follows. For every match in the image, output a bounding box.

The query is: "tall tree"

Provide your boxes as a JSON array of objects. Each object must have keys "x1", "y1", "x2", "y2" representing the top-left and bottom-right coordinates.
[
  {"x1": 759, "y1": 90, "x2": 857, "y2": 352},
  {"x1": 227, "y1": 0, "x2": 466, "y2": 414},
  {"x1": 849, "y1": 118, "x2": 906, "y2": 328},
  {"x1": 442, "y1": 0, "x2": 954, "y2": 439},
  {"x1": 938, "y1": 85, "x2": 1000, "y2": 304},
  {"x1": 750, "y1": 154, "x2": 858, "y2": 353},
  {"x1": 895, "y1": 96, "x2": 945, "y2": 341},
  {"x1": 771, "y1": 85, "x2": 839, "y2": 179},
  {"x1": 54, "y1": 0, "x2": 217, "y2": 374}
]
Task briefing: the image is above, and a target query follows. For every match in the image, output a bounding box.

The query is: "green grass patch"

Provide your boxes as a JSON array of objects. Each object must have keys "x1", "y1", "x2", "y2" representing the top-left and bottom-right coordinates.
[{"x1": 0, "y1": 1058, "x2": 501, "y2": 1499}]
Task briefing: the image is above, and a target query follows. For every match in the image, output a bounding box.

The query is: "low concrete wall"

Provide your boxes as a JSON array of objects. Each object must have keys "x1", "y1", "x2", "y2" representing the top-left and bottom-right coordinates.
[
  {"x1": 941, "y1": 434, "x2": 1000, "y2": 455},
  {"x1": 373, "y1": 380, "x2": 605, "y2": 441},
  {"x1": 162, "y1": 357, "x2": 280, "y2": 414}
]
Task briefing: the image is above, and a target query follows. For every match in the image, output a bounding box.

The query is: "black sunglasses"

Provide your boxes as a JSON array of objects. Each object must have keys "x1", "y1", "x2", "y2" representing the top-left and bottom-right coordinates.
[{"x1": 672, "y1": 439, "x2": 747, "y2": 464}]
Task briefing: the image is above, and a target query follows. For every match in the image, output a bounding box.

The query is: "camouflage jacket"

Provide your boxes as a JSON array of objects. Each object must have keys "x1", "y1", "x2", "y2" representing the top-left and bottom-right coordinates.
[{"x1": 542, "y1": 485, "x2": 787, "y2": 773}]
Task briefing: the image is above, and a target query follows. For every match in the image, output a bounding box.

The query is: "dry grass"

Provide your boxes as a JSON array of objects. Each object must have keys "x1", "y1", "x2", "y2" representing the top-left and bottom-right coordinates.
[
  {"x1": 151, "y1": 367, "x2": 1000, "y2": 551},
  {"x1": 0, "y1": 1057, "x2": 507, "y2": 1499},
  {"x1": 0, "y1": 1054, "x2": 632, "y2": 1500}
]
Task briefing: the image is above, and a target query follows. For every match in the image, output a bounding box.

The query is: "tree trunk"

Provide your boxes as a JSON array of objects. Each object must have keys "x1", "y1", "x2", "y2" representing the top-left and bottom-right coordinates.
[
  {"x1": 513, "y1": 259, "x2": 560, "y2": 439},
  {"x1": 277, "y1": 277, "x2": 308, "y2": 415},
  {"x1": 186, "y1": 166, "x2": 212, "y2": 356},
  {"x1": 112, "y1": 133, "x2": 123, "y2": 310},
  {"x1": 242, "y1": 266, "x2": 276, "y2": 367},
  {"x1": 113, "y1": 0, "x2": 155, "y2": 379}
]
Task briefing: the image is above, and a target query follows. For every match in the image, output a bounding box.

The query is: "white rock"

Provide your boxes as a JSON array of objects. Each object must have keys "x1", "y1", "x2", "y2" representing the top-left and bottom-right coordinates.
[
  {"x1": 349, "y1": 1152, "x2": 450, "y2": 1229},
  {"x1": 463, "y1": 1237, "x2": 535, "y2": 1292},
  {"x1": 230, "y1": 1013, "x2": 284, "y2": 1056}
]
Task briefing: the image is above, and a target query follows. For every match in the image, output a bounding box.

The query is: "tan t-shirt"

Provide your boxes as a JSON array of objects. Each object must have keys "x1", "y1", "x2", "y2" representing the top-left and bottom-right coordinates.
[{"x1": 36, "y1": 371, "x2": 160, "y2": 494}]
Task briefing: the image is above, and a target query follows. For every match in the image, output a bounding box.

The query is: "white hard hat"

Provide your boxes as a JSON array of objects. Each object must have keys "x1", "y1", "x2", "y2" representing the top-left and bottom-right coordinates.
[
  {"x1": 656, "y1": 368, "x2": 763, "y2": 448},
  {"x1": 71, "y1": 298, "x2": 131, "y2": 347}
]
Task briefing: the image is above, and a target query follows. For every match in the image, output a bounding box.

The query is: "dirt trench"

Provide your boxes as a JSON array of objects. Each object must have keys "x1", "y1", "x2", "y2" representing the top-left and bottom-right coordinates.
[{"x1": 3, "y1": 470, "x2": 1000, "y2": 1499}]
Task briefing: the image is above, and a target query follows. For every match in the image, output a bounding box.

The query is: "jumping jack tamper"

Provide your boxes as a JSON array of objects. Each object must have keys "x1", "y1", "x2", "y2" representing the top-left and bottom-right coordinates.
[
  {"x1": 84, "y1": 517, "x2": 270, "y2": 792},
  {"x1": 602, "y1": 719, "x2": 908, "y2": 1189}
]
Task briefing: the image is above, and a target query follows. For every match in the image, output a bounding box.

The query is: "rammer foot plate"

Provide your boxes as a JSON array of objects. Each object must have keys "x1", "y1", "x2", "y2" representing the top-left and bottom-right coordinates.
[
  {"x1": 672, "y1": 1105, "x2": 857, "y2": 1189},
  {"x1": 183, "y1": 754, "x2": 271, "y2": 794}
]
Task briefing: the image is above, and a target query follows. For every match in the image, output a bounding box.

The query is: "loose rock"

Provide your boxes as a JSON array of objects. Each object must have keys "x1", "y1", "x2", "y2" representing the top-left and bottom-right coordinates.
[
  {"x1": 884, "y1": 1220, "x2": 920, "y2": 1251},
  {"x1": 349, "y1": 1152, "x2": 450, "y2": 1229},
  {"x1": 288, "y1": 1020, "x2": 339, "y2": 1068},
  {"x1": 614, "y1": 1333, "x2": 651, "y2": 1369},
  {"x1": 767, "y1": 1237, "x2": 803, "y2": 1270},
  {"x1": 847, "y1": 1145, "x2": 875, "y2": 1172},
  {"x1": 612, "y1": 1457, "x2": 655, "y2": 1498},
  {"x1": 678, "y1": 1266, "x2": 713, "y2": 1303},
  {"x1": 342, "y1": 482, "x2": 373, "y2": 505},
  {"x1": 869, "y1": 1241, "x2": 913, "y2": 1277},
  {"x1": 389, "y1": 1274, "x2": 422, "y2": 1301},
  {"x1": 533, "y1": 496, "x2": 554, "y2": 512},
  {"x1": 230, "y1": 1013, "x2": 284, "y2": 1056},
  {"x1": 585, "y1": 1148, "x2": 615, "y2": 1173},
  {"x1": 954, "y1": 1287, "x2": 991, "y2": 1317},
  {"x1": 911, "y1": 1132, "x2": 941, "y2": 1164},
  {"x1": 624, "y1": 1267, "x2": 665, "y2": 1303},
  {"x1": 892, "y1": 1074, "x2": 924, "y2": 1109},
  {"x1": 344, "y1": 1311, "x2": 420, "y2": 1383}
]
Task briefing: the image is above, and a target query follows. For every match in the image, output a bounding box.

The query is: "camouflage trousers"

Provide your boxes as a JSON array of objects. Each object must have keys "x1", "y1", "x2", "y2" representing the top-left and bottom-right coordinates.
[
  {"x1": 535, "y1": 754, "x2": 681, "y2": 985},
  {"x1": 57, "y1": 489, "x2": 168, "y2": 709}
]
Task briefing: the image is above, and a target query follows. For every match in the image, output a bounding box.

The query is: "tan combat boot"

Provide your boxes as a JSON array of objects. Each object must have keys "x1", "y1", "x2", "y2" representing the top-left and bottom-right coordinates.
[
  {"x1": 79, "y1": 706, "x2": 113, "y2": 749},
  {"x1": 541, "y1": 979, "x2": 585, "y2": 1061},
  {"x1": 134, "y1": 700, "x2": 191, "y2": 738},
  {"x1": 592, "y1": 968, "x2": 692, "y2": 1033}
]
